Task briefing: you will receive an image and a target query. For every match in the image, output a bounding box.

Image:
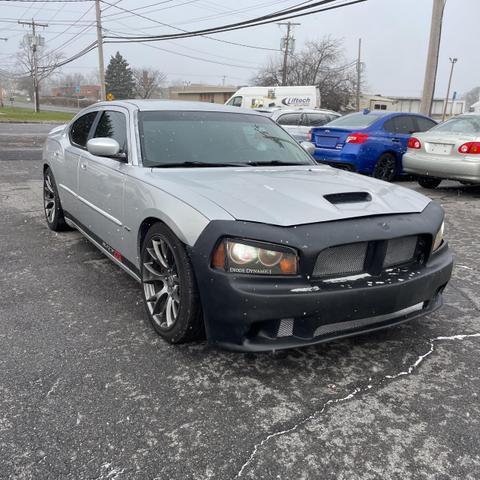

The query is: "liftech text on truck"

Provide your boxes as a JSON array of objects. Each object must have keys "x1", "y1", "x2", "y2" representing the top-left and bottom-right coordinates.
[{"x1": 225, "y1": 86, "x2": 321, "y2": 110}]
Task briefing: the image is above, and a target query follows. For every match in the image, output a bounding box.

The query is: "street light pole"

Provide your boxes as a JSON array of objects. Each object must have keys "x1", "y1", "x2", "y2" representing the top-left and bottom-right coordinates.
[
  {"x1": 420, "y1": 0, "x2": 446, "y2": 116},
  {"x1": 442, "y1": 57, "x2": 457, "y2": 121},
  {"x1": 95, "y1": 0, "x2": 106, "y2": 101}
]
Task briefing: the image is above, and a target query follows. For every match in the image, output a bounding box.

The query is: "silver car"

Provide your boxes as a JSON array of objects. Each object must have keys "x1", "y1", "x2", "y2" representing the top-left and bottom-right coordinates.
[
  {"x1": 264, "y1": 108, "x2": 341, "y2": 142},
  {"x1": 403, "y1": 114, "x2": 480, "y2": 189},
  {"x1": 43, "y1": 100, "x2": 452, "y2": 351}
]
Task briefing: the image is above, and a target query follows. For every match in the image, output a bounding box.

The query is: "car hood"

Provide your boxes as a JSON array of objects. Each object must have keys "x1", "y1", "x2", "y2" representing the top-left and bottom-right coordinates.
[{"x1": 149, "y1": 165, "x2": 430, "y2": 226}]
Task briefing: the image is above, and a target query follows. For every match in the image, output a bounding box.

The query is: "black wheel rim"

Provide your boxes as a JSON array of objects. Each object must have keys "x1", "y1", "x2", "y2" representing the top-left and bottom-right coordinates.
[
  {"x1": 142, "y1": 236, "x2": 180, "y2": 330},
  {"x1": 376, "y1": 157, "x2": 395, "y2": 181},
  {"x1": 43, "y1": 173, "x2": 56, "y2": 223}
]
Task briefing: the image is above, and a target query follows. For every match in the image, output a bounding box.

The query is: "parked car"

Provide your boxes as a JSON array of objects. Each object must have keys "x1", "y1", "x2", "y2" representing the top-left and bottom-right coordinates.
[
  {"x1": 308, "y1": 111, "x2": 437, "y2": 182},
  {"x1": 43, "y1": 100, "x2": 452, "y2": 352},
  {"x1": 403, "y1": 114, "x2": 480, "y2": 189},
  {"x1": 263, "y1": 108, "x2": 341, "y2": 142}
]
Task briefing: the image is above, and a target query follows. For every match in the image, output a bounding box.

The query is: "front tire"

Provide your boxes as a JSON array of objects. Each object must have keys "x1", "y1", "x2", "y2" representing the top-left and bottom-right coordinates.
[
  {"x1": 140, "y1": 223, "x2": 204, "y2": 344},
  {"x1": 418, "y1": 176, "x2": 442, "y2": 189},
  {"x1": 43, "y1": 167, "x2": 69, "y2": 231},
  {"x1": 373, "y1": 153, "x2": 397, "y2": 182}
]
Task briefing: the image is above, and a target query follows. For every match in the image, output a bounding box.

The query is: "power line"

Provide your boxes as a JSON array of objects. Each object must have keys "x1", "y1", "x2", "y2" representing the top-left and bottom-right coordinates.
[
  {"x1": 102, "y1": 0, "x2": 200, "y2": 19},
  {"x1": 104, "y1": 34, "x2": 260, "y2": 70},
  {"x1": 103, "y1": 23, "x2": 262, "y2": 66},
  {"x1": 36, "y1": 0, "x2": 364, "y2": 73},
  {"x1": 0, "y1": 0, "x2": 91, "y2": 3},
  {"x1": 102, "y1": 0, "x2": 366, "y2": 42},
  {"x1": 100, "y1": 0, "x2": 282, "y2": 51}
]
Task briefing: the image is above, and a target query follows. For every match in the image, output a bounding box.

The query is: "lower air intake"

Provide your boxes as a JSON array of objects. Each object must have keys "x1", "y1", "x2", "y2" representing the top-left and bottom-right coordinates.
[{"x1": 277, "y1": 318, "x2": 294, "y2": 337}]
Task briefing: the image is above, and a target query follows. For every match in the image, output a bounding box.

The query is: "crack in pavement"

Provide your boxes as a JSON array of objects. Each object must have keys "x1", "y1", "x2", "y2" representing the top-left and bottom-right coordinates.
[{"x1": 234, "y1": 332, "x2": 480, "y2": 479}]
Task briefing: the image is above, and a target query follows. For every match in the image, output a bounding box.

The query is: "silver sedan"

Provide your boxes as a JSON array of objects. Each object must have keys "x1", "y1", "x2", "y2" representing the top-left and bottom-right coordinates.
[
  {"x1": 261, "y1": 108, "x2": 340, "y2": 142},
  {"x1": 403, "y1": 114, "x2": 480, "y2": 189},
  {"x1": 42, "y1": 100, "x2": 452, "y2": 351}
]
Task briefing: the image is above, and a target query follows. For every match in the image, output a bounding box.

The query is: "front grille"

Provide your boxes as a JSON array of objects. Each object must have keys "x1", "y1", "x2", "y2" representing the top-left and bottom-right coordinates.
[
  {"x1": 384, "y1": 236, "x2": 418, "y2": 267},
  {"x1": 312, "y1": 242, "x2": 368, "y2": 278},
  {"x1": 312, "y1": 236, "x2": 421, "y2": 279}
]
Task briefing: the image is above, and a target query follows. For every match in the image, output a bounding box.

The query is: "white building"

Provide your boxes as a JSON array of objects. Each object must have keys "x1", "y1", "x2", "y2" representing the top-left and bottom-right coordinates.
[{"x1": 360, "y1": 94, "x2": 465, "y2": 121}]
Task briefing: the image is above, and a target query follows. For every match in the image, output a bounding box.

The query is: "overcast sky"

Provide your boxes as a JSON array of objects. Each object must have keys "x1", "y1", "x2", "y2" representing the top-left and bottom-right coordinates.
[{"x1": 1, "y1": 0, "x2": 478, "y2": 98}]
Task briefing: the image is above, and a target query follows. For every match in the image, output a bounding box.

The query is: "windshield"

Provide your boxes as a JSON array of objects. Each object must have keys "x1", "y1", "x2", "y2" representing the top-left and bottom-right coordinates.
[
  {"x1": 138, "y1": 111, "x2": 314, "y2": 168},
  {"x1": 430, "y1": 115, "x2": 480, "y2": 134},
  {"x1": 324, "y1": 112, "x2": 387, "y2": 129}
]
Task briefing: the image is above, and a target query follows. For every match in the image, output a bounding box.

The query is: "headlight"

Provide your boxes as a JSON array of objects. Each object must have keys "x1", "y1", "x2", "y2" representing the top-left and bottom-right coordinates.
[
  {"x1": 212, "y1": 239, "x2": 298, "y2": 275},
  {"x1": 432, "y1": 221, "x2": 444, "y2": 251}
]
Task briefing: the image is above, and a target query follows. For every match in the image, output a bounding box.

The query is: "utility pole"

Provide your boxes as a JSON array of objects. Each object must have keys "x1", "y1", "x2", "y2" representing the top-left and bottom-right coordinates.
[
  {"x1": 356, "y1": 38, "x2": 362, "y2": 111},
  {"x1": 278, "y1": 22, "x2": 300, "y2": 86},
  {"x1": 420, "y1": 0, "x2": 447, "y2": 116},
  {"x1": 442, "y1": 57, "x2": 457, "y2": 121},
  {"x1": 18, "y1": 19, "x2": 48, "y2": 113},
  {"x1": 95, "y1": 0, "x2": 106, "y2": 101}
]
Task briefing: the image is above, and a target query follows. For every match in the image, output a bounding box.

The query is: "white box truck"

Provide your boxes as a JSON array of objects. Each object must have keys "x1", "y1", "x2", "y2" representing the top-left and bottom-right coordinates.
[{"x1": 225, "y1": 86, "x2": 321, "y2": 110}]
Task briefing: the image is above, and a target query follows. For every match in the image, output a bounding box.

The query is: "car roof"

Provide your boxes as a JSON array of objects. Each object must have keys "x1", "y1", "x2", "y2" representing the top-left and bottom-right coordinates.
[{"x1": 94, "y1": 99, "x2": 265, "y2": 115}]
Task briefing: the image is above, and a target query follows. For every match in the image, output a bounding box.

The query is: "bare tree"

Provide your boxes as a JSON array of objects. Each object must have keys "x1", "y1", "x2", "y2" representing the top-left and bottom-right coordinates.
[
  {"x1": 133, "y1": 68, "x2": 167, "y2": 99},
  {"x1": 251, "y1": 36, "x2": 361, "y2": 112},
  {"x1": 462, "y1": 86, "x2": 480, "y2": 110},
  {"x1": 16, "y1": 37, "x2": 63, "y2": 107}
]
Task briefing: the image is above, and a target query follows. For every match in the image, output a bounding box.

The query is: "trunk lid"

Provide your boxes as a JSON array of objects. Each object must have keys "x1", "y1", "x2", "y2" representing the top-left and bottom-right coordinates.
[{"x1": 311, "y1": 127, "x2": 358, "y2": 149}]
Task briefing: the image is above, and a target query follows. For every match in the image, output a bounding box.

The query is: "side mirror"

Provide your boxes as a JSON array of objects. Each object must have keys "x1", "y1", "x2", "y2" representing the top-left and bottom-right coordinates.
[
  {"x1": 87, "y1": 137, "x2": 123, "y2": 159},
  {"x1": 300, "y1": 141, "x2": 316, "y2": 155}
]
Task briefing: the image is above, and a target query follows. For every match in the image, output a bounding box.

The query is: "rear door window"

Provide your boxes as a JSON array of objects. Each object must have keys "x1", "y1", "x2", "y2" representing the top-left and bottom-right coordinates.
[
  {"x1": 92, "y1": 110, "x2": 128, "y2": 153},
  {"x1": 384, "y1": 116, "x2": 417, "y2": 135},
  {"x1": 277, "y1": 113, "x2": 302, "y2": 126},
  {"x1": 69, "y1": 111, "x2": 98, "y2": 148},
  {"x1": 306, "y1": 113, "x2": 332, "y2": 127}
]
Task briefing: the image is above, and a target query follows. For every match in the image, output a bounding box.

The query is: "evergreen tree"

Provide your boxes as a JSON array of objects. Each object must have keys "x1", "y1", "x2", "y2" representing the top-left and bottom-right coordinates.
[{"x1": 105, "y1": 52, "x2": 135, "y2": 100}]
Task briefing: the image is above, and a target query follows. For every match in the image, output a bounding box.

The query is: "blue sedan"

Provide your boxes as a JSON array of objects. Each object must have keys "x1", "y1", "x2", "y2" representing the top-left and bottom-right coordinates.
[{"x1": 308, "y1": 111, "x2": 437, "y2": 182}]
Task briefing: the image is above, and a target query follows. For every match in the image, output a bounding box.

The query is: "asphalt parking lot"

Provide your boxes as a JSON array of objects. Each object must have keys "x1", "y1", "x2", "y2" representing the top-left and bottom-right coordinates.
[{"x1": 1, "y1": 123, "x2": 479, "y2": 480}]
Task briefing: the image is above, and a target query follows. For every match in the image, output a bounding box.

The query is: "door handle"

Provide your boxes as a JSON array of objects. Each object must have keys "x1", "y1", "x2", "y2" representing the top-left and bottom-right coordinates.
[{"x1": 80, "y1": 163, "x2": 87, "y2": 170}]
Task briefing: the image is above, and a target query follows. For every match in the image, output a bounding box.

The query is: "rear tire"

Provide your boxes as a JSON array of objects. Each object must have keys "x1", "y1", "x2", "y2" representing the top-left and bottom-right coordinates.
[
  {"x1": 373, "y1": 153, "x2": 397, "y2": 182},
  {"x1": 418, "y1": 176, "x2": 442, "y2": 189},
  {"x1": 43, "y1": 167, "x2": 69, "y2": 231},
  {"x1": 140, "y1": 223, "x2": 204, "y2": 344}
]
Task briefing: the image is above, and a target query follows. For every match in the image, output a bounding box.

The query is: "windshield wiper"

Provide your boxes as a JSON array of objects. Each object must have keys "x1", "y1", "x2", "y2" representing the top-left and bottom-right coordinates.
[
  {"x1": 151, "y1": 161, "x2": 248, "y2": 168},
  {"x1": 246, "y1": 160, "x2": 311, "y2": 166}
]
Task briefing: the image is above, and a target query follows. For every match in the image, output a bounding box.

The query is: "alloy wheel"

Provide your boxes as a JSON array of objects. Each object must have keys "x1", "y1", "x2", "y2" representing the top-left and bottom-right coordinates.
[
  {"x1": 374, "y1": 156, "x2": 396, "y2": 182},
  {"x1": 43, "y1": 173, "x2": 56, "y2": 223},
  {"x1": 142, "y1": 236, "x2": 181, "y2": 330}
]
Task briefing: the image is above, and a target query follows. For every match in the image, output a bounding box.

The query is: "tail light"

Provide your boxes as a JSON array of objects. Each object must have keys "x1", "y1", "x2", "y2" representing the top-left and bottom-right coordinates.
[
  {"x1": 458, "y1": 142, "x2": 480, "y2": 154},
  {"x1": 408, "y1": 137, "x2": 422, "y2": 149},
  {"x1": 345, "y1": 132, "x2": 369, "y2": 144},
  {"x1": 306, "y1": 130, "x2": 312, "y2": 142}
]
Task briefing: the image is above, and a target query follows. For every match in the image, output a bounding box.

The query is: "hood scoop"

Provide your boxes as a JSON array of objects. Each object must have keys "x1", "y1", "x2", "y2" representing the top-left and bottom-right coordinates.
[{"x1": 324, "y1": 192, "x2": 372, "y2": 205}]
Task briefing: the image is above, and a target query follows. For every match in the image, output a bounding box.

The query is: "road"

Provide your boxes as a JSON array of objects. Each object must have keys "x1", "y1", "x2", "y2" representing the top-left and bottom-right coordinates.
[
  {"x1": 0, "y1": 123, "x2": 479, "y2": 480},
  {"x1": 9, "y1": 101, "x2": 80, "y2": 114}
]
